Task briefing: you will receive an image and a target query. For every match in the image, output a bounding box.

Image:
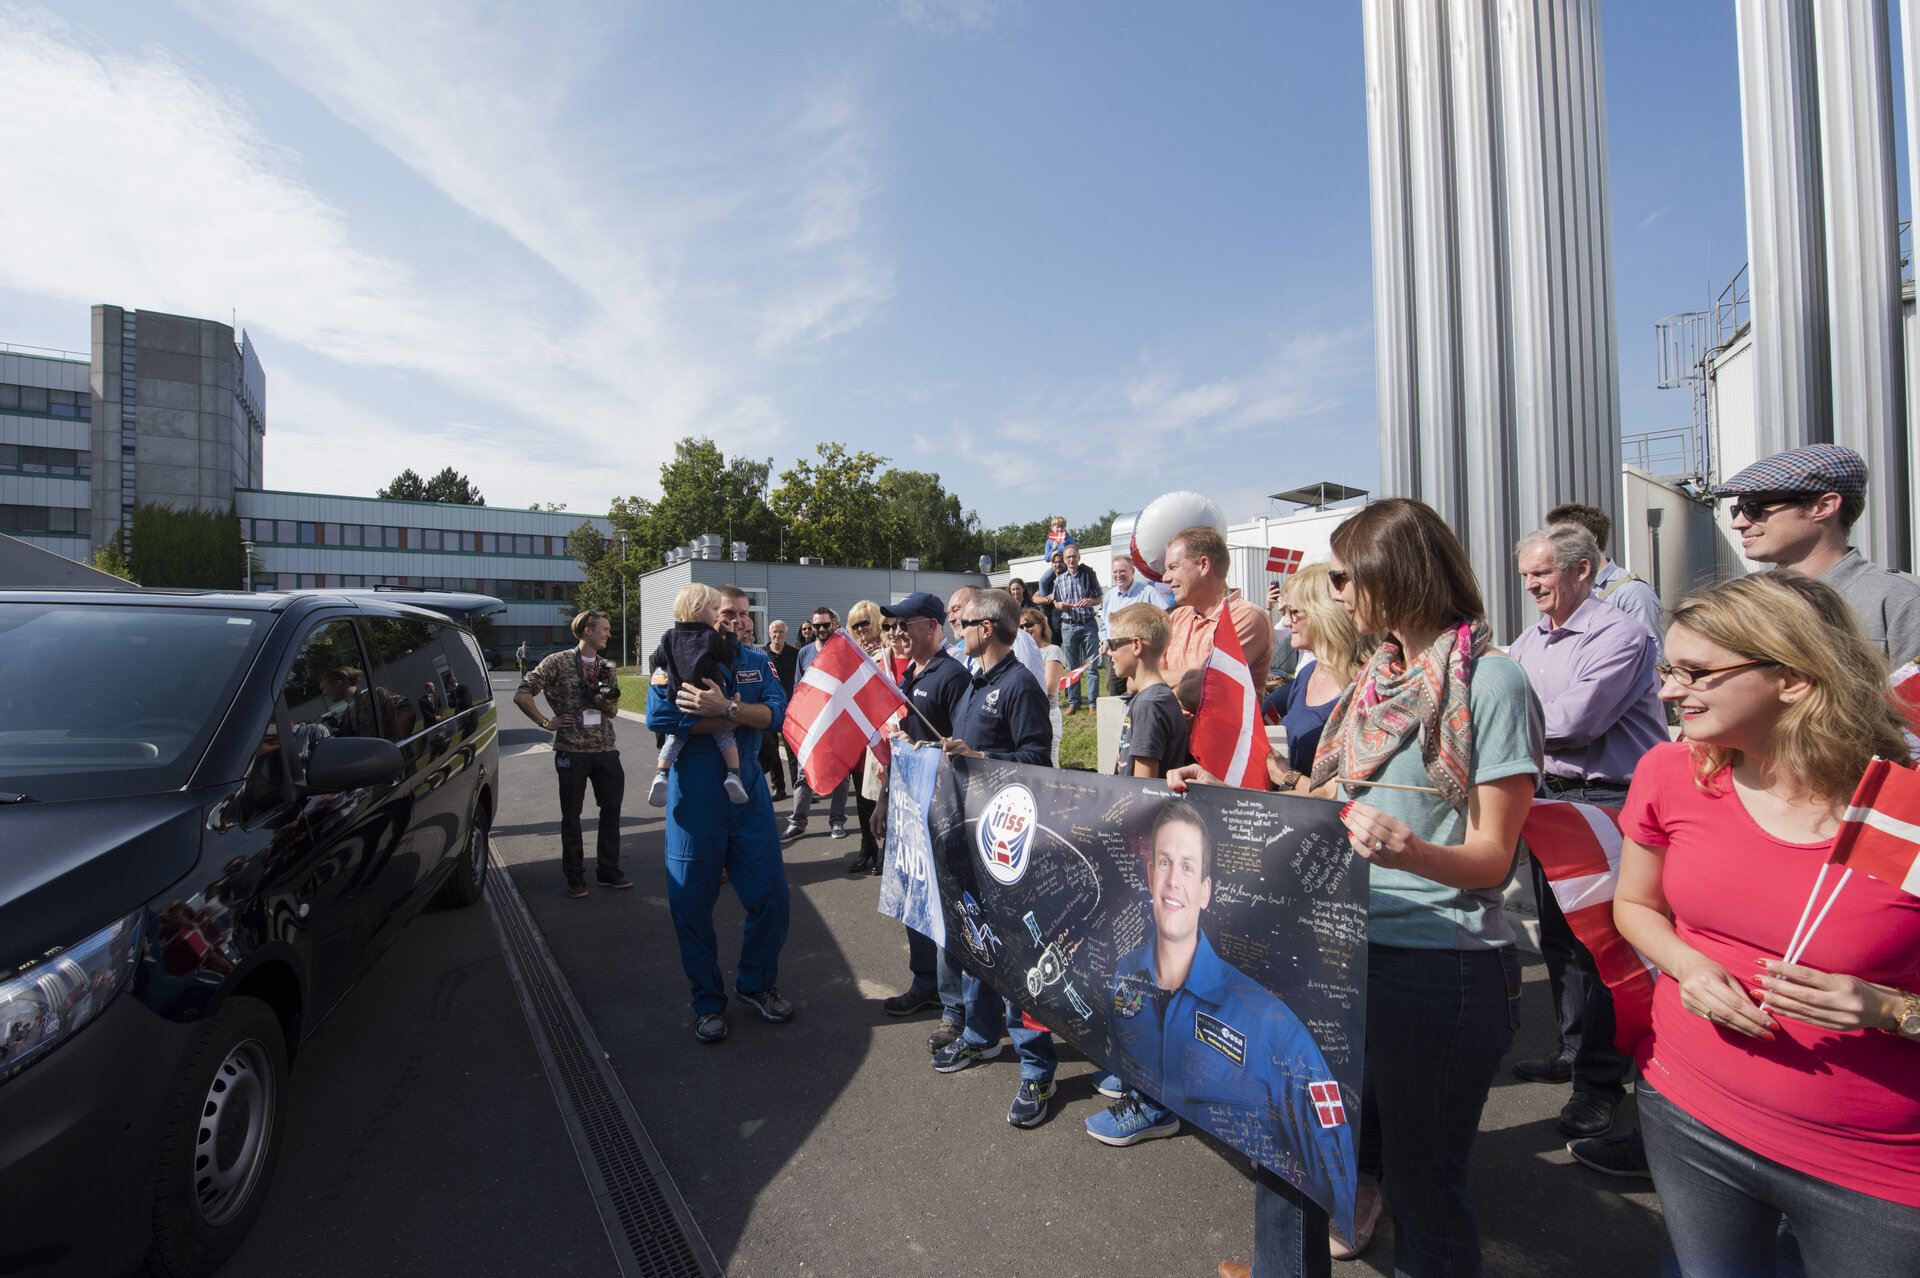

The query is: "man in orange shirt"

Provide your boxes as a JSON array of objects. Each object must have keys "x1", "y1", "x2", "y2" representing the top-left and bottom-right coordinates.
[{"x1": 1160, "y1": 525, "x2": 1273, "y2": 690}]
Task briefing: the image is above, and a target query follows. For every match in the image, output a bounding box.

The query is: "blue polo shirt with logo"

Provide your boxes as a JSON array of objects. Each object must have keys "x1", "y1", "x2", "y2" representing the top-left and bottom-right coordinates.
[{"x1": 954, "y1": 651, "x2": 1052, "y2": 765}]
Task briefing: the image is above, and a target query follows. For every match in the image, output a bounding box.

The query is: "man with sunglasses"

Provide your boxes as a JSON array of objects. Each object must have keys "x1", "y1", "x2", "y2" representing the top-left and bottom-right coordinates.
[
  {"x1": 868, "y1": 593, "x2": 976, "y2": 1042},
  {"x1": 1713, "y1": 443, "x2": 1920, "y2": 660}
]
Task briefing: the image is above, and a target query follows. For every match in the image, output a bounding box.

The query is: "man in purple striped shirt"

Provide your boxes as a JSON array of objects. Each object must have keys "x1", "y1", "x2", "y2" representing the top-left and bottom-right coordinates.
[{"x1": 1507, "y1": 521, "x2": 1666, "y2": 1146}]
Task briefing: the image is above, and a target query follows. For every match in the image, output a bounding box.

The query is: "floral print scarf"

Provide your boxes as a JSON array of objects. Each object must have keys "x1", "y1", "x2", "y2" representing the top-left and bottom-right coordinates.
[{"x1": 1309, "y1": 620, "x2": 1491, "y2": 815}]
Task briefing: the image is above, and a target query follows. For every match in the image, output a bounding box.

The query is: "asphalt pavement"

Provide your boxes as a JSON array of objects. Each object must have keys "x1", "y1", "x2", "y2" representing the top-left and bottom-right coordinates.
[{"x1": 224, "y1": 674, "x2": 1669, "y2": 1277}]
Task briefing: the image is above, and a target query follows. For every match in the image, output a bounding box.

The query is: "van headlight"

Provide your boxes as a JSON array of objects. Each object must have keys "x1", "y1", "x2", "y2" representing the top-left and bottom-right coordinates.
[{"x1": 0, "y1": 912, "x2": 141, "y2": 1086}]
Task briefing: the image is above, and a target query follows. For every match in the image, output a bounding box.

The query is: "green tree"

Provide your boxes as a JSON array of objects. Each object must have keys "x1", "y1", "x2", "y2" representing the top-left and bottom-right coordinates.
[
  {"x1": 377, "y1": 466, "x2": 486, "y2": 505},
  {"x1": 980, "y1": 516, "x2": 1053, "y2": 566},
  {"x1": 875, "y1": 468, "x2": 984, "y2": 571},
  {"x1": 1072, "y1": 508, "x2": 1124, "y2": 551},
  {"x1": 770, "y1": 443, "x2": 888, "y2": 567},
  {"x1": 129, "y1": 503, "x2": 247, "y2": 589},
  {"x1": 629, "y1": 438, "x2": 781, "y2": 566},
  {"x1": 91, "y1": 529, "x2": 134, "y2": 582},
  {"x1": 565, "y1": 521, "x2": 627, "y2": 636}
]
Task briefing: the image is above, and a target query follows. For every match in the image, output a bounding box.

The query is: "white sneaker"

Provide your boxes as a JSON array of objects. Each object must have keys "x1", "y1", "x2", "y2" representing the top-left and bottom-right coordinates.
[
  {"x1": 648, "y1": 772, "x2": 669, "y2": 808},
  {"x1": 723, "y1": 773, "x2": 749, "y2": 804}
]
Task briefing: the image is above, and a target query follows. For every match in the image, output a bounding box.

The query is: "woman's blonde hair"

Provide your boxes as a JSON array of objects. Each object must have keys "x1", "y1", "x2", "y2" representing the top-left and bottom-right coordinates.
[
  {"x1": 1667, "y1": 573, "x2": 1910, "y2": 803},
  {"x1": 1286, "y1": 563, "x2": 1371, "y2": 683},
  {"x1": 848, "y1": 599, "x2": 884, "y2": 646},
  {"x1": 672, "y1": 582, "x2": 721, "y2": 624}
]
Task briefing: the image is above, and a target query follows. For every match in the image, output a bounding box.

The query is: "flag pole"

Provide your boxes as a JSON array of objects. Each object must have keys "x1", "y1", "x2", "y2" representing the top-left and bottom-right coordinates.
[
  {"x1": 834, "y1": 628, "x2": 948, "y2": 744},
  {"x1": 1784, "y1": 868, "x2": 1852, "y2": 966}
]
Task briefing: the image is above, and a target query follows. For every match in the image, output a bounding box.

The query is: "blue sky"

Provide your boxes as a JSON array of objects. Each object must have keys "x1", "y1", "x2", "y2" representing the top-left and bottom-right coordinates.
[{"x1": 0, "y1": 1, "x2": 1815, "y2": 528}]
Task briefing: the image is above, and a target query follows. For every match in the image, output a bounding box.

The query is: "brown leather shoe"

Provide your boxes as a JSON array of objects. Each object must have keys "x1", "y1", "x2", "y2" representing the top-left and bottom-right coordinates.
[
  {"x1": 1218, "y1": 1264, "x2": 1250, "y2": 1278},
  {"x1": 565, "y1": 884, "x2": 589, "y2": 899}
]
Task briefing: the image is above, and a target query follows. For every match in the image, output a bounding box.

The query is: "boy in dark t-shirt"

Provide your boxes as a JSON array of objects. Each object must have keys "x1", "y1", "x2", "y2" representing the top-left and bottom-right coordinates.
[
  {"x1": 648, "y1": 583, "x2": 747, "y2": 807},
  {"x1": 1109, "y1": 602, "x2": 1188, "y2": 778}
]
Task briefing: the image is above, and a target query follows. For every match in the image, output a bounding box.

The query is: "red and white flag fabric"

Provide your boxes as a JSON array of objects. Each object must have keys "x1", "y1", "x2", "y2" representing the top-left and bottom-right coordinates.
[
  {"x1": 1890, "y1": 659, "x2": 1920, "y2": 747},
  {"x1": 1189, "y1": 605, "x2": 1271, "y2": 789},
  {"x1": 782, "y1": 632, "x2": 909, "y2": 795},
  {"x1": 1831, "y1": 757, "x2": 1920, "y2": 897},
  {"x1": 1522, "y1": 800, "x2": 1658, "y2": 1056},
  {"x1": 1055, "y1": 652, "x2": 1100, "y2": 695},
  {"x1": 1266, "y1": 546, "x2": 1303, "y2": 576}
]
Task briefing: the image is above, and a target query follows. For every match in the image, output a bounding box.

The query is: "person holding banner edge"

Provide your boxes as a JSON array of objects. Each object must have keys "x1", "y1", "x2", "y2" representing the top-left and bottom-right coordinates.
[
  {"x1": 933, "y1": 587, "x2": 1060, "y2": 1128},
  {"x1": 1200, "y1": 498, "x2": 1542, "y2": 1278},
  {"x1": 1611, "y1": 573, "x2": 1920, "y2": 1274}
]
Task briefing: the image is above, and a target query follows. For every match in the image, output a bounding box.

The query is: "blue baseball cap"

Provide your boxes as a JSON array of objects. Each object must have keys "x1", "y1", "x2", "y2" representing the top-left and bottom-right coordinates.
[
  {"x1": 881, "y1": 591, "x2": 946, "y2": 623},
  {"x1": 1710, "y1": 443, "x2": 1867, "y2": 501}
]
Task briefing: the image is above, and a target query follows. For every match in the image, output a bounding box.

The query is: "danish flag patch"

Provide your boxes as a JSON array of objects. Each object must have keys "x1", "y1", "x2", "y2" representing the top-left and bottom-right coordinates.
[{"x1": 1308, "y1": 1080, "x2": 1346, "y2": 1129}]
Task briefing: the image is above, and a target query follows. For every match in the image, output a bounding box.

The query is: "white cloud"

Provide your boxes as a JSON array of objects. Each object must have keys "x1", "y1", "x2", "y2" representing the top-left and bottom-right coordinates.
[
  {"x1": 0, "y1": 4, "x2": 892, "y2": 512},
  {"x1": 893, "y1": 0, "x2": 1014, "y2": 36}
]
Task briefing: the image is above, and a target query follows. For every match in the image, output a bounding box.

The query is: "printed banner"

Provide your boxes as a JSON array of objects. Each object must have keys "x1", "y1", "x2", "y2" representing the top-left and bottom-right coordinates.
[
  {"x1": 896, "y1": 753, "x2": 1367, "y2": 1236},
  {"x1": 877, "y1": 742, "x2": 948, "y2": 947}
]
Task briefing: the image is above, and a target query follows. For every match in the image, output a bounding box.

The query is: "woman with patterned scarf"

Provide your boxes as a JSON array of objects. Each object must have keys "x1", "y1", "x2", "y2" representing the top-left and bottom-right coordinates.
[{"x1": 1201, "y1": 499, "x2": 1544, "y2": 1278}]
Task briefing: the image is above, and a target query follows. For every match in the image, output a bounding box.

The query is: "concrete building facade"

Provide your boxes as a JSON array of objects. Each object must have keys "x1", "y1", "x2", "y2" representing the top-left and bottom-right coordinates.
[{"x1": 0, "y1": 346, "x2": 94, "y2": 561}]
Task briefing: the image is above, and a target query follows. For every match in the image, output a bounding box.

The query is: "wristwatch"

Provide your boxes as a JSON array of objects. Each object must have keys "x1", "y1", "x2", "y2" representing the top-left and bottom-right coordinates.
[
  {"x1": 1891, "y1": 988, "x2": 1920, "y2": 1041},
  {"x1": 725, "y1": 697, "x2": 740, "y2": 721}
]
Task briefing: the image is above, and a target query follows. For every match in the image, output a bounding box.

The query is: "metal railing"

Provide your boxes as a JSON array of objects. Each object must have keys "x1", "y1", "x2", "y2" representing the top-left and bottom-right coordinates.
[
  {"x1": 1621, "y1": 427, "x2": 1704, "y2": 478},
  {"x1": 1714, "y1": 263, "x2": 1749, "y2": 349},
  {"x1": 0, "y1": 340, "x2": 87, "y2": 362}
]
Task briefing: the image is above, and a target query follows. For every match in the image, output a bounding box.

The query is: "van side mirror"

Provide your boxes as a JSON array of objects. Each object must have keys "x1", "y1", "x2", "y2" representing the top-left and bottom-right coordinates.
[{"x1": 303, "y1": 736, "x2": 404, "y2": 792}]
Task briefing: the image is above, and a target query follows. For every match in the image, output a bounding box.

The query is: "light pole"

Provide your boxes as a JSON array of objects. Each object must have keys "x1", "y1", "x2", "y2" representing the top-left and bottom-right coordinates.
[
  {"x1": 240, "y1": 540, "x2": 254, "y2": 591},
  {"x1": 618, "y1": 531, "x2": 629, "y2": 667}
]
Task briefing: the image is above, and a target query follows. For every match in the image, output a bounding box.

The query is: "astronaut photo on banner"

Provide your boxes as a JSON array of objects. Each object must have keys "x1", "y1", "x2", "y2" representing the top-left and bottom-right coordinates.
[{"x1": 902, "y1": 753, "x2": 1368, "y2": 1238}]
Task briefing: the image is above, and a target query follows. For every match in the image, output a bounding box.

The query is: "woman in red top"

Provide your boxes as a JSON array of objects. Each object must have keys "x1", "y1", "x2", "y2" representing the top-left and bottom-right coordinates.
[{"x1": 1614, "y1": 573, "x2": 1920, "y2": 1276}]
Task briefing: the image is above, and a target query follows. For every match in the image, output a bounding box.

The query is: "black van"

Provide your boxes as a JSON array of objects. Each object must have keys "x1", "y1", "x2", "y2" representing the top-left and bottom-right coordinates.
[{"x1": 0, "y1": 589, "x2": 502, "y2": 1276}]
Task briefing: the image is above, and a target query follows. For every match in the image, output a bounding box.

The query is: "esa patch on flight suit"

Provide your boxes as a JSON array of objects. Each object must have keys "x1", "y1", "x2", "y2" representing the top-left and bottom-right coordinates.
[{"x1": 1194, "y1": 1011, "x2": 1247, "y2": 1067}]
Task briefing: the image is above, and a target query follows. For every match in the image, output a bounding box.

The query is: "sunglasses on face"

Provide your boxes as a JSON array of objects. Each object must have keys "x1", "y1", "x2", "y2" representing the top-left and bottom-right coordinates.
[
  {"x1": 958, "y1": 617, "x2": 992, "y2": 630},
  {"x1": 1655, "y1": 659, "x2": 1778, "y2": 687},
  {"x1": 1726, "y1": 495, "x2": 1809, "y2": 522},
  {"x1": 1327, "y1": 569, "x2": 1351, "y2": 591},
  {"x1": 880, "y1": 620, "x2": 912, "y2": 633},
  {"x1": 851, "y1": 620, "x2": 872, "y2": 631}
]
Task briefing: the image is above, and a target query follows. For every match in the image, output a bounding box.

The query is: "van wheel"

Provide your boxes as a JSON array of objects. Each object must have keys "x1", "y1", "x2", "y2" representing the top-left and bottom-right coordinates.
[
  {"x1": 146, "y1": 996, "x2": 288, "y2": 1277},
  {"x1": 436, "y1": 800, "x2": 490, "y2": 908}
]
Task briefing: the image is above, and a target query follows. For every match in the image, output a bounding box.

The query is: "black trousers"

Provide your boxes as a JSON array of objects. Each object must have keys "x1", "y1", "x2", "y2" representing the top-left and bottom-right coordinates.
[
  {"x1": 556, "y1": 750, "x2": 624, "y2": 885},
  {"x1": 856, "y1": 792, "x2": 879, "y2": 856},
  {"x1": 758, "y1": 731, "x2": 787, "y2": 795}
]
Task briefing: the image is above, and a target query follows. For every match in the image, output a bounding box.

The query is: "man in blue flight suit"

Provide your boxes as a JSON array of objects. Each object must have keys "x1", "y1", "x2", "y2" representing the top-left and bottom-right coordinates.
[
  {"x1": 931, "y1": 587, "x2": 1059, "y2": 1128},
  {"x1": 647, "y1": 585, "x2": 792, "y2": 1044},
  {"x1": 1106, "y1": 800, "x2": 1357, "y2": 1233}
]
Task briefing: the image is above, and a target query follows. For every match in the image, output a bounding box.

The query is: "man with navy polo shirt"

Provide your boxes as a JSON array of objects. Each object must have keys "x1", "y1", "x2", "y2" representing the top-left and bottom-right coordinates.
[
  {"x1": 931, "y1": 587, "x2": 1058, "y2": 1127},
  {"x1": 647, "y1": 585, "x2": 792, "y2": 1044},
  {"x1": 870, "y1": 592, "x2": 976, "y2": 1047}
]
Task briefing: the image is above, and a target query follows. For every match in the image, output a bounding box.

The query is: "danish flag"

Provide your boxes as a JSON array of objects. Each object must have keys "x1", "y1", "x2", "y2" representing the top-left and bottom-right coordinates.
[
  {"x1": 1830, "y1": 758, "x2": 1920, "y2": 898},
  {"x1": 782, "y1": 632, "x2": 908, "y2": 795},
  {"x1": 1055, "y1": 652, "x2": 1101, "y2": 694},
  {"x1": 1189, "y1": 605, "x2": 1271, "y2": 789},
  {"x1": 1266, "y1": 546, "x2": 1304, "y2": 576},
  {"x1": 1308, "y1": 1080, "x2": 1346, "y2": 1128},
  {"x1": 1522, "y1": 801, "x2": 1658, "y2": 1055}
]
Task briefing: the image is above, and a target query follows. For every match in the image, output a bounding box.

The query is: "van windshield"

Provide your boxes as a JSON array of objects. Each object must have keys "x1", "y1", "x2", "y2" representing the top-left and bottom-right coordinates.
[{"x1": 0, "y1": 603, "x2": 267, "y2": 802}]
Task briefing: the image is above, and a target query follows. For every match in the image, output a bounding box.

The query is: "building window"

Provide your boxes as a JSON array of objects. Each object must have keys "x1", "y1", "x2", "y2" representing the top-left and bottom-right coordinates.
[
  {"x1": 460, "y1": 531, "x2": 477, "y2": 553},
  {"x1": 421, "y1": 528, "x2": 441, "y2": 551},
  {"x1": 0, "y1": 386, "x2": 14, "y2": 409},
  {"x1": 276, "y1": 573, "x2": 296, "y2": 590},
  {"x1": 16, "y1": 387, "x2": 46, "y2": 414},
  {"x1": 384, "y1": 526, "x2": 400, "y2": 549},
  {"x1": 514, "y1": 535, "x2": 531, "y2": 555},
  {"x1": 20, "y1": 447, "x2": 45, "y2": 474},
  {"x1": 278, "y1": 520, "x2": 298, "y2": 543},
  {"x1": 48, "y1": 508, "x2": 75, "y2": 533},
  {"x1": 298, "y1": 522, "x2": 318, "y2": 545},
  {"x1": 324, "y1": 523, "x2": 341, "y2": 544},
  {"x1": 481, "y1": 533, "x2": 497, "y2": 554},
  {"x1": 343, "y1": 524, "x2": 361, "y2": 546}
]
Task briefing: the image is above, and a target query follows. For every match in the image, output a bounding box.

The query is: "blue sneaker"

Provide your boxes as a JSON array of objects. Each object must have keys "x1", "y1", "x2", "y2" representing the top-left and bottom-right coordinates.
[
  {"x1": 1008, "y1": 1078, "x2": 1055, "y2": 1128},
  {"x1": 1084, "y1": 1094, "x2": 1181, "y2": 1146},
  {"x1": 1091, "y1": 1071, "x2": 1126, "y2": 1099},
  {"x1": 931, "y1": 1038, "x2": 1002, "y2": 1073}
]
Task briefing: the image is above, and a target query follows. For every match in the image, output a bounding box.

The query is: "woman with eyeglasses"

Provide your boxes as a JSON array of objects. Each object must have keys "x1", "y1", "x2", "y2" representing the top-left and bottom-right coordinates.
[
  {"x1": 845, "y1": 600, "x2": 890, "y2": 874},
  {"x1": 1021, "y1": 607, "x2": 1066, "y2": 768},
  {"x1": 1611, "y1": 573, "x2": 1920, "y2": 1274},
  {"x1": 1261, "y1": 564, "x2": 1371, "y2": 794},
  {"x1": 1204, "y1": 497, "x2": 1543, "y2": 1278}
]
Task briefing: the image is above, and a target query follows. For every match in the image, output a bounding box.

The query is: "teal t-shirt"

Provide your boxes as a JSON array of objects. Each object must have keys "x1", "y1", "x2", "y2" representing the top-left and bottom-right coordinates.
[{"x1": 1337, "y1": 653, "x2": 1543, "y2": 950}]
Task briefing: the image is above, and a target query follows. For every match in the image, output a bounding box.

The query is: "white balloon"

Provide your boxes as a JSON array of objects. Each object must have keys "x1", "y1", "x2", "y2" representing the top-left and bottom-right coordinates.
[{"x1": 1128, "y1": 491, "x2": 1228, "y2": 582}]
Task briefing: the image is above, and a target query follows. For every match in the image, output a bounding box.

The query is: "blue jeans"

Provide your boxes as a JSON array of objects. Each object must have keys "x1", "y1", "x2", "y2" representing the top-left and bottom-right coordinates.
[
  {"x1": 905, "y1": 928, "x2": 965, "y2": 1022},
  {"x1": 1371, "y1": 944, "x2": 1519, "y2": 1275},
  {"x1": 791, "y1": 774, "x2": 848, "y2": 825},
  {"x1": 1253, "y1": 1168, "x2": 1332, "y2": 1278},
  {"x1": 1061, "y1": 620, "x2": 1099, "y2": 709},
  {"x1": 960, "y1": 972, "x2": 1057, "y2": 1082},
  {"x1": 1638, "y1": 1080, "x2": 1920, "y2": 1277}
]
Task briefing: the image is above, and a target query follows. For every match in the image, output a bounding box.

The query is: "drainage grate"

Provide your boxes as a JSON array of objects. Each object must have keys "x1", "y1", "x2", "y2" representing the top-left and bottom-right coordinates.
[{"x1": 484, "y1": 843, "x2": 721, "y2": 1277}]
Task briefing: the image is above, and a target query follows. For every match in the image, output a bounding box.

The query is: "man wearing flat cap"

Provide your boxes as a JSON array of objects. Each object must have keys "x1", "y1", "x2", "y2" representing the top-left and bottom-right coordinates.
[{"x1": 1714, "y1": 443, "x2": 1920, "y2": 661}]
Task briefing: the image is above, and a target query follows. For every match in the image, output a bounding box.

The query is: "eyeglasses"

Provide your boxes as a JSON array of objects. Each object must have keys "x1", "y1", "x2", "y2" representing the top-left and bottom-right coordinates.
[
  {"x1": 1726, "y1": 495, "x2": 1808, "y2": 522},
  {"x1": 959, "y1": 617, "x2": 992, "y2": 630},
  {"x1": 1327, "y1": 569, "x2": 1351, "y2": 591},
  {"x1": 1655, "y1": 660, "x2": 1778, "y2": 687},
  {"x1": 880, "y1": 620, "x2": 912, "y2": 632},
  {"x1": 1021, "y1": 620, "x2": 1042, "y2": 630},
  {"x1": 851, "y1": 620, "x2": 872, "y2": 631},
  {"x1": 1277, "y1": 607, "x2": 1306, "y2": 623}
]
